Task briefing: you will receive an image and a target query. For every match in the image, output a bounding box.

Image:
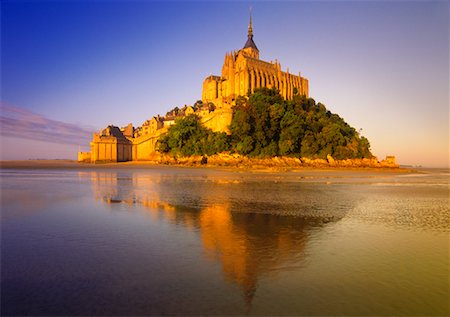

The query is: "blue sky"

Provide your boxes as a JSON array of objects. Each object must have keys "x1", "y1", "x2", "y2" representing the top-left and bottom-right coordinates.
[{"x1": 1, "y1": 0, "x2": 448, "y2": 167}]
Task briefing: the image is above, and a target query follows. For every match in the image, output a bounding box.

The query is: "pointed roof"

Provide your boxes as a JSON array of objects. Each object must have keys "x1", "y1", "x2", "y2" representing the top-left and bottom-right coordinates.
[{"x1": 243, "y1": 12, "x2": 258, "y2": 51}]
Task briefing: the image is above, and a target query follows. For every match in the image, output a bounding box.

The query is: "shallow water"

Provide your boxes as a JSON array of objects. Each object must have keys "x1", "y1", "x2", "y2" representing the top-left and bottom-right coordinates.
[{"x1": 1, "y1": 167, "x2": 449, "y2": 315}]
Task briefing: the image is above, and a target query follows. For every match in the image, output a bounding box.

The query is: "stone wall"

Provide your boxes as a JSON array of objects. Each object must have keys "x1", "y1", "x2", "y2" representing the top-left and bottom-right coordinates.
[
  {"x1": 132, "y1": 127, "x2": 168, "y2": 161},
  {"x1": 77, "y1": 151, "x2": 91, "y2": 162},
  {"x1": 200, "y1": 108, "x2": 233, "y2": 134}
]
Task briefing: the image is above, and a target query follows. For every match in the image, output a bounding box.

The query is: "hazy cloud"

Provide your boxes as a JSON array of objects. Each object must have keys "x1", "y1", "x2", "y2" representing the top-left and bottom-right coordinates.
[{"x1": 0, "y1": 103, "x2": 95, "y2": 145}]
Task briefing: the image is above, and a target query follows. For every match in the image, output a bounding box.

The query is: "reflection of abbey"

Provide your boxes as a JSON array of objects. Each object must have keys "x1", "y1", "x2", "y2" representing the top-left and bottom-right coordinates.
[
  {"x1": 88, "y1": 171, "x2": 326, "y2": 307},
  {"x1": 78, "y1": 16, "x2": 309, "y2": 163}
]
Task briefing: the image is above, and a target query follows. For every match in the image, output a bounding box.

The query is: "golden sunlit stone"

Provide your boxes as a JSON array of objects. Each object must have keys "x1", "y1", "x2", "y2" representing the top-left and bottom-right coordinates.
[
  {"x1": 79, "y1": 15, "x2": 308, "y2": 163},
  {"x1": 202, "y1": 15, "x2": 308, "y2": 107}
]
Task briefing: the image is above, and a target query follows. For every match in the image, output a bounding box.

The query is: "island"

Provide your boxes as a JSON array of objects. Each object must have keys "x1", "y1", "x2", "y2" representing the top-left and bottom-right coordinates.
[{"x1": 77, "y1": 15, "x2": 398, "y2": 169}]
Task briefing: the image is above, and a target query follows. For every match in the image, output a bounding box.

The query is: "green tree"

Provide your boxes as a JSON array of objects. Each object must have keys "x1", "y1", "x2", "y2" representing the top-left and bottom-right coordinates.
[
  {"x1": 157, "y1": 115, "x2": 230, "y2": 156},
  {"x1": 160, "y1": 88, "x2": 373, "y2": 160}
]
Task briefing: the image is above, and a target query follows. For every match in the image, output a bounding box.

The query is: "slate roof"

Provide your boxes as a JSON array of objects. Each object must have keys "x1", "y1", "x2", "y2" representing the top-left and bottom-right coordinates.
[{"x1": 244, "y1": 35, "x2": 258, "y2": 51}]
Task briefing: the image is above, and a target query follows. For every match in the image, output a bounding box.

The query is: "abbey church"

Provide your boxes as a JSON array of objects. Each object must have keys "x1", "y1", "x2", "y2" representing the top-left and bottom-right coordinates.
[
  {"x1": 202, "y1": 15, "x2": 308, "y2": 107},
  {"x1": 79, "y1": 16, "x2": 309, "y2": 163}
]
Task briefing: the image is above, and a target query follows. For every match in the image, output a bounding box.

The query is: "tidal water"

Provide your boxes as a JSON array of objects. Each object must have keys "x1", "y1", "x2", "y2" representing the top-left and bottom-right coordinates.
[{"x1": 1, "y1": 167, "x2": 449, "y2": 315}]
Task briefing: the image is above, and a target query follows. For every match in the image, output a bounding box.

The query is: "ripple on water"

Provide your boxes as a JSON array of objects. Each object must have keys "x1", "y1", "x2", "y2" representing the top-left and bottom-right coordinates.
[{"x1": 349, "y1": 194, "x2": 449, "y2": 231}]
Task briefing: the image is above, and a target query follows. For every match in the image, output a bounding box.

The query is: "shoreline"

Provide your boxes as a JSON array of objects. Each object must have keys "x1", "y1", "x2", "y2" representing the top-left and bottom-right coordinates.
[{"x1": 0, "y1": 159, "x2": 417, "y2": 174}]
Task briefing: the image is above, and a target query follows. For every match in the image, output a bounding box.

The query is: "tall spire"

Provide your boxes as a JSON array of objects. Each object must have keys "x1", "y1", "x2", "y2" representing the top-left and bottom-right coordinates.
[{"x1": 243, "y1": 8, "x2": 259, "y2": 51}]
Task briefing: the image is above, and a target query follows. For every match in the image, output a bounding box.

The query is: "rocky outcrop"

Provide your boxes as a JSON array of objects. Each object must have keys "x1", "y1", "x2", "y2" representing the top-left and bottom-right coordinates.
[{"x1": 131, "y1": 153, "x2": 399, "y2": 169}]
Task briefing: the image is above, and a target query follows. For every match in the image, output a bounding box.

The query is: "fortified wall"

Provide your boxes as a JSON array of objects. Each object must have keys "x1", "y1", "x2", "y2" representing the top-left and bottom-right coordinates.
[
  {"x1": 78, "y1": 104, "x2": 233, "y2": 163},
  {"x1": 79, "y1": 15, "x2": 308, "y2": 163}
]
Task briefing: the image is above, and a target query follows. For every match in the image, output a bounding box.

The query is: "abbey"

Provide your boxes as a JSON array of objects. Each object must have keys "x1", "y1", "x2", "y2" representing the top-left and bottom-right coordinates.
[
  {"x1": 79, "y1": 16, "x2": 309, "y2": 163},
  {"x1": 202, "y1": 15, "x2": 308, "y2": 108}
]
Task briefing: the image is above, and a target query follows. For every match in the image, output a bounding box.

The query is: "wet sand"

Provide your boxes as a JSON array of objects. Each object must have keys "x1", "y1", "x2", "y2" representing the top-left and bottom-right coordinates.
[{"x1": 0, "y1": 159, "x2": 414, "y2": 177}]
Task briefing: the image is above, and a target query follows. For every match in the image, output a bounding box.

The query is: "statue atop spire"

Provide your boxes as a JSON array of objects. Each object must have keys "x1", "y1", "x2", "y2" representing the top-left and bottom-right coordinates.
[
  {"x1": 248, "y1": 8, "x2": 253, "y2": 37},
  {"x1": 243, "y1": 8, "x2": 259, "y2": 52}
]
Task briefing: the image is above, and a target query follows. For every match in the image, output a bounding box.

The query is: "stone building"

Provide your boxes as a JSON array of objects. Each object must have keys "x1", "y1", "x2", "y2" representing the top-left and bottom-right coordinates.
[
  {"x1": 202, "y1": 15, "x2": 308, "y2": 108},
  {"x1": 81, "y1": 15, "x2": 309, "y2": 163},
  {"x1": 90, "y1": 125, "x2": 133, "y2": 163}
]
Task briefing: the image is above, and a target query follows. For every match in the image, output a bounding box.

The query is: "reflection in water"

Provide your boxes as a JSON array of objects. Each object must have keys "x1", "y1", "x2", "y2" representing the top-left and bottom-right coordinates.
[
  {"x1": 3, "y1": 169, "x2": 448, "y2": 315},
  {"x1": 86, "y1": 171, "x2": 346, "y2": 309},
  {"x1": 199, "y1": 205, "x2": 314, "y2": 308}
]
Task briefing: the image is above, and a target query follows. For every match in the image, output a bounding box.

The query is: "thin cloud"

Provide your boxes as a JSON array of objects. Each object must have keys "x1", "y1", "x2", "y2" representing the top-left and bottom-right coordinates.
[{"x1": 0, "y1": 103, "x2": 96, "y2": 145}]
